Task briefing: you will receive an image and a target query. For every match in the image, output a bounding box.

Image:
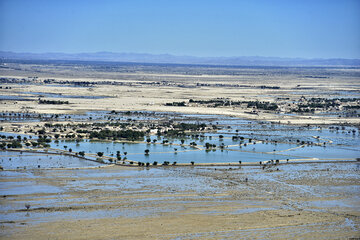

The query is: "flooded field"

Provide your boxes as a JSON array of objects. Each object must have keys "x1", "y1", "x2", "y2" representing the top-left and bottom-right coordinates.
[
  {"x1": 0, "y1": 151, "x2": 102, "y2": 170},
  {"x1": 1, "y1": 162, "x2": 359, "y2": 239},
  {"x1": 0, "y1": 110, "x2": 359, "y2": 168},
  {"x1": 0, "y1": 61, "x2": 359, "y2": 239}
]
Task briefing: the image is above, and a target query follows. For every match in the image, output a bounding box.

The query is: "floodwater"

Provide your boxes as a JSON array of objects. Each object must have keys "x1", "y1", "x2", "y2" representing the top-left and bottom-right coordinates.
[
  {"x1": 49, "y1": 130, "x2": 359, "y2": 164},
  {"x1": 1, "y1": 111, "x2": 359, "y2": 167},
  {"x1": 0, "y1": 162, "x2": 359, "y2": 231},
  {"x1": 0, "y1": 151, "x2": 102, "y2": 170},
  {"x1": 20, "y1": 91, "x2": 111, "y2": 99}
]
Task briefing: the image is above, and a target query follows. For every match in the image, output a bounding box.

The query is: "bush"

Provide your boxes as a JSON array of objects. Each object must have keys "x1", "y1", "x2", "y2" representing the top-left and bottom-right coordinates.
[
  {"x1": 7, "y1": 140, "x2": 22, "y2": 148},
  {"x1": 39, "y1": 99, "x2": 69, "y2": 104}
]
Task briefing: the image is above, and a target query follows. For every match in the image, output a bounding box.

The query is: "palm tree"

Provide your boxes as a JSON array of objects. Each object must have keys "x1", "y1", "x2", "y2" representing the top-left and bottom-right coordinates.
[{"x1": 144, "y1": 149, "x2": 150, "y2": 155}]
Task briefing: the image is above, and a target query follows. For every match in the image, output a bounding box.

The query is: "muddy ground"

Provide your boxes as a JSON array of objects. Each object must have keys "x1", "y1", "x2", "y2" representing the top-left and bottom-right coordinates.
[{"x1": 1, "y1": 162, "x2": 359, "y2": 239}]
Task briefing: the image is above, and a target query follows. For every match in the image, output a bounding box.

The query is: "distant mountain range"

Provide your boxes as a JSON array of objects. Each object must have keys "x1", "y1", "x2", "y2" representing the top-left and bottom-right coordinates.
[{"x1": 1, "y1": 51, "x2": 359, "y2": 66}]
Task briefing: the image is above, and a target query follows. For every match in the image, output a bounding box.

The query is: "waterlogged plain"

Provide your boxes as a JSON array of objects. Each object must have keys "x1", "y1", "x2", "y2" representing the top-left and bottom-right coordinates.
[
  {"x1": 0, "y1": 110, "x2": 162, "y2": 122},
  {"x1": 0, "y1": 151, "x2": 102, "y2": 170},
  {"x1": 49, "y1": 138, "x2": 357, "y2": 164},
  {"x1": 0, "y1": 110, "x2": 359, "y2": 169},
  {"x1": 0, "y1": 163, "x2": 359, "y2": 239},
  {"x1": 0, "y1": 68, "x2": 360, "y2": 238},
  {"x1": 0, "y1": 167, "x2": 219, "y2": 223},
  {"x1": 46, "y1": 123, "x2": 358, "y2": 163},
  {"x1": 20, "y1": 91, "x2": 111, "y2": 99}
]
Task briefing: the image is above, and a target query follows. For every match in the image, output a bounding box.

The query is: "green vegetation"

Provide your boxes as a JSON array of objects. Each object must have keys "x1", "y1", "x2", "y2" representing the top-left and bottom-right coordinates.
[
  {"x1": 39, "y1": 99, "x2": 69, "y2": 104},
  {"x1": 6, "y1": 140, "x2": 22, "y2": 148},
  {"x1": 89, "y1": 129, "x2": 144, "y2": 141},
  {"x1": 165, "y1": 101, "x2": 186, "y2": 106},
  {"x1": 247, "y1": 101, "x2": 278, "y2": 111},
  {"x1": 168, "y1": 99, "x2": 279, "y2": 110}
]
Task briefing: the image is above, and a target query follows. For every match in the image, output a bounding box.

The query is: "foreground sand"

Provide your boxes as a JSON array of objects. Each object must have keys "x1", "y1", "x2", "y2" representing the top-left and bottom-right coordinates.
[{"x1": 1, "y1": 163, "x2": 359, "y2": 239}]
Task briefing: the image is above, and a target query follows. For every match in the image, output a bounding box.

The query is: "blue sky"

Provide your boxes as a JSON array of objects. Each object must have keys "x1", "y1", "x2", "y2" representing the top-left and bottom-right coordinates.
[{"x1": 1, "y1": 0, "x2": 359, "y2": 58}]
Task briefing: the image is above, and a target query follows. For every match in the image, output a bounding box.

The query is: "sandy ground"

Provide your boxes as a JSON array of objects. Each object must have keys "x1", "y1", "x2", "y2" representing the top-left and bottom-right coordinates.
[
  {"x1": 1, "y1": 64, "x2": 360, "y2": 125},
  {"x1": 0, "y1": 163, "x2": 359, "y2": 239},
  {"x1": 1, "y1": 81, "x2": 359, "y2": 125}
]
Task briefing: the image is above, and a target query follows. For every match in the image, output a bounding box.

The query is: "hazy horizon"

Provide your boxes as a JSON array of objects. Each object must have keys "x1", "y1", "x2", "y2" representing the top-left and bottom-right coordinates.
[
  {"x1": 1, "y1": 0, "x2": 360, "y2": 59},
  {"x1": 2, "y1": 50, "x2": 360, "y2": 60}
]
